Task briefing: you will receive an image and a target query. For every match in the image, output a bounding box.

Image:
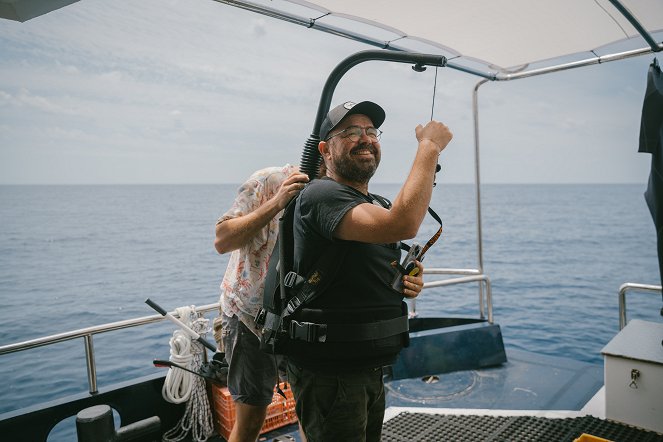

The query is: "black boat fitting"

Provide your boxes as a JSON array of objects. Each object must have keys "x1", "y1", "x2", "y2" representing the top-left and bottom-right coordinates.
[{"x1": 76, "y1": 405, "x2": 160, "y2": 442}]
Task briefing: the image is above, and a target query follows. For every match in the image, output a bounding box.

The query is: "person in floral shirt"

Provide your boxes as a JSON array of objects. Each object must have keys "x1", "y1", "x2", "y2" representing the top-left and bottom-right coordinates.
[{"x1": 214, "y1": 164, "x2": 308, "y2": 442}]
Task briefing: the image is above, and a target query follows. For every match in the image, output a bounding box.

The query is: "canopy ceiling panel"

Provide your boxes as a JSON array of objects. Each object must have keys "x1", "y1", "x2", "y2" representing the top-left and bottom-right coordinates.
[{"x1": 282, "y1": 0, "x2": 663, "y2": 76}]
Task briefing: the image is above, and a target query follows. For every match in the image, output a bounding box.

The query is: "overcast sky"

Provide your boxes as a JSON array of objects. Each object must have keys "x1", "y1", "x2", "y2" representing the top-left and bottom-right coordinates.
[{"x1": 0, "y1": 0, "x2": 656, "y2": 184}]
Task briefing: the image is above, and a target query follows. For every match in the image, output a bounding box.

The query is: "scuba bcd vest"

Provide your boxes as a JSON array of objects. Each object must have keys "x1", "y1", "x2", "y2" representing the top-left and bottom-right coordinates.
[{"x1": 254, "y1": 192, "x2": 411, "y2": 358}]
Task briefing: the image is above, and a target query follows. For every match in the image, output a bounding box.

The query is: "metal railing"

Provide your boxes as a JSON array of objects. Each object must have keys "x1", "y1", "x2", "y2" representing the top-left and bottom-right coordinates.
[
  {"x1": 423, "y1": 268, "x2": 492, "y2": 323},
  {"x1": 0, "y1": 303, "x2": 220, "y2": 395},
  {"x1": 0, "y1": 270, "x2": 490, "y2": 396},
  {"x1": 618, "y1": 283, "x2": 662, "y2": 330}
]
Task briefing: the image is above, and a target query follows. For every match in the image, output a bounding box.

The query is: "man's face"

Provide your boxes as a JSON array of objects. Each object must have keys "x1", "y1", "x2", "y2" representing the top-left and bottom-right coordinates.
[{"x1": 325, "y1": 114, "x2": 381, "y2": 184}]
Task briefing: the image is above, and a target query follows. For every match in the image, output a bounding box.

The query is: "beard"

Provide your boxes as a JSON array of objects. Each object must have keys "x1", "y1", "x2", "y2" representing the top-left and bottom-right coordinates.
[{"x1": 330, "y1": 142, "x2": 381, "y2": 184}]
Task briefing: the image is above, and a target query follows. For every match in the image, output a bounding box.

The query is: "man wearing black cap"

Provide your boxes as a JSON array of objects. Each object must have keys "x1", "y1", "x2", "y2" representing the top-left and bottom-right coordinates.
[{"x1": 286, "y1": 100, "x2": 452, "y2": 442}]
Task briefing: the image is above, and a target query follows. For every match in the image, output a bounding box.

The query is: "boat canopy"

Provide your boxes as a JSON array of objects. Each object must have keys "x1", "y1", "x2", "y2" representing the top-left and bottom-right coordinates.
[
  {"x1": 214, "y1": 0, "x2": 662, "y2": 79},
  {"x1": 0, "y1": 0, "x2": 79, "y2": 22},
  {"x1": 2, "y1": 0, "x2": 661, "y2": 79}
]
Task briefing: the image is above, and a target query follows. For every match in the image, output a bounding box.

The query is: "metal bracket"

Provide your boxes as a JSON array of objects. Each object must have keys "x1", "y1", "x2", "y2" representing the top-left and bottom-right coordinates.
[{"x1": 629, "y1": 368, "x2": 640, "y2": 389}]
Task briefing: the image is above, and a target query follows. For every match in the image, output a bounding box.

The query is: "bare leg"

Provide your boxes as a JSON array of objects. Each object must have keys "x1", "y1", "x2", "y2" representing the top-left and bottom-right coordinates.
[{"x1": 228, "y1": 402, "x2": 268, "y2": 442}]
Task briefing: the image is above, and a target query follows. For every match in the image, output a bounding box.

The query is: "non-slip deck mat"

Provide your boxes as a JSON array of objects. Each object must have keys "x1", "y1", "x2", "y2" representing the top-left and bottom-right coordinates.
[{"x1": 381, "y1": 413, "x2": 663, "y2": 442}]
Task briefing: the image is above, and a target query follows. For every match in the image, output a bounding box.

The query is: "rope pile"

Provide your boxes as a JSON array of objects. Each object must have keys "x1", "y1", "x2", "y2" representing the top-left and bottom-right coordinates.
[{"x1": 162, "y1": 306, "x2": 214, "y2": 442}]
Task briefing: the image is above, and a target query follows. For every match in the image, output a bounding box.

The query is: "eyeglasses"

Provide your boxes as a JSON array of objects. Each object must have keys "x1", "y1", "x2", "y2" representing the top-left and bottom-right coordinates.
[{"x1": 325, "y1": 125, "x2": 382, "y2": 142}]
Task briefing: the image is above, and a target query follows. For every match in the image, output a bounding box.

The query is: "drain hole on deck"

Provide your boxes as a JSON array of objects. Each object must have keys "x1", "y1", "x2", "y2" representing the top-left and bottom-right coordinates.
[{"x1": 385, "y1": 371, "x2": 478, "y2": 403}]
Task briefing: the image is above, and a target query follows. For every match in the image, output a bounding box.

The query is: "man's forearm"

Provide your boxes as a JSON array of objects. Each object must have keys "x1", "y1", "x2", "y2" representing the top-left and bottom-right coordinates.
[
  {"x1": 214, "y1": 197, "x2": 282, "y2": 254},
  {"x1": 389, "y1": 140, "x2": 441, "y2": 237}
]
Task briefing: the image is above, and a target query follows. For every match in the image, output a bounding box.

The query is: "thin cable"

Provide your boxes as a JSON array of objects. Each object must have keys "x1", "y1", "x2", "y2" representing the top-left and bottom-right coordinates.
[
  {"x1": 430, "y1": 66, "x2": 441, "y2": 186},
  {"x1": 430, "y1": 66, "x2": 438, "y2": 121}
]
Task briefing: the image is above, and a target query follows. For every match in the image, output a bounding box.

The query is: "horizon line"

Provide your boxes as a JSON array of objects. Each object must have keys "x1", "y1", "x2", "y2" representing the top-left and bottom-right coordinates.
[{"x1": 0, "y1": 181, "x2": 648, "y2": 186}]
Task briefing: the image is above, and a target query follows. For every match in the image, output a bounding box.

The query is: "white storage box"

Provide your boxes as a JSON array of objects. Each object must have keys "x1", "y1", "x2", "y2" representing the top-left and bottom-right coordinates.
[{"x1": 601, "y1": 319, "x2": 663, "y2": 434}]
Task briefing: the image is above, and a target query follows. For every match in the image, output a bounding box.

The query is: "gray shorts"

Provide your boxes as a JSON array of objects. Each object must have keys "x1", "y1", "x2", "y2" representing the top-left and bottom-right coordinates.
[{"x1": 221, "y1": 314, "x2": 279, "y2": 406}]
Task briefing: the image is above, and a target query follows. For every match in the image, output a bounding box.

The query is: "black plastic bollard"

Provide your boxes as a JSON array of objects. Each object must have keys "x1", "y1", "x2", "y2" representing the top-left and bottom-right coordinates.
[
  {"x1": 76, "y1": 404, "x2": 161, "y2": 442},
  {"x1": 76, "y1": 405, "x2": 115, "y2": 442},
  {"x1": 115, "y1": 416, "x2": 161, "y2": 441}
]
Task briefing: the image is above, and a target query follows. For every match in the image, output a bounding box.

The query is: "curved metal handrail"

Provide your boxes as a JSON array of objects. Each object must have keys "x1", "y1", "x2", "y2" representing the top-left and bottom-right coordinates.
[
  {"x1": 423, "y1": 268, "x2": 493, "y2": 324},
  {"x1": 0, "y1": 302, "x2": 220, "y2": 394},
  {"x1": 0, "y1": 303, "x2": 220, "y2": 355},
  {"x1": 618, "y1": 283, "x2": 662, "y2": 330}
]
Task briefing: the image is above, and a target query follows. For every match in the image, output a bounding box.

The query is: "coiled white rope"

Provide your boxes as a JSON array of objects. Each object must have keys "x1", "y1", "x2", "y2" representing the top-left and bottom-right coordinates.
[
  {"x1": 162, "y1": 330, "x2": 194, "y2": 403},
  {"x1": 162, "y1": 306, "x2": 214, "y2": 442}
]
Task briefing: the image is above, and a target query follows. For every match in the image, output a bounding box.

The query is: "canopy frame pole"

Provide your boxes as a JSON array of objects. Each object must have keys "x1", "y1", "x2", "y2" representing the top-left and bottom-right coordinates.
[
  {"x1": 472, "y1": 79, "x2": 489, "y2": 299},
  {"x1": 608, "y1": 0, "x2": 662, "y2": 52}
]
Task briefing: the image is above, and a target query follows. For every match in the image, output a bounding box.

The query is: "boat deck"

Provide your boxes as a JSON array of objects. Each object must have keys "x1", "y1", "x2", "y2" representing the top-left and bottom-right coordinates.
[
  {"x1": 385, "y1": 349, "x2": 603, "y2": 411},
  {"x1": 204, "y1": 410, "x2": 663, "y2": 442},
  {"x1": 380, "y1": 412, "x2": 663, "y2": 442},
  {"x1": 207, "y1": 348, "x2": 617, "y2": 442}
]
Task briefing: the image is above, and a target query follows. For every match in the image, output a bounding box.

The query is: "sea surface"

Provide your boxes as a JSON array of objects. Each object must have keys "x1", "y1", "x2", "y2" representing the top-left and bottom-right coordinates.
[{"x1": 0, "y1": 184, "x2": 660, "y2": 434}]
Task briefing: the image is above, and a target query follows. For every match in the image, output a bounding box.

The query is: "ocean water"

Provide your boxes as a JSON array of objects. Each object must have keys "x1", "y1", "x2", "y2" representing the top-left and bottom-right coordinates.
[{"x1": 0, "y1": 183, "x2": 660, "y2": 419}]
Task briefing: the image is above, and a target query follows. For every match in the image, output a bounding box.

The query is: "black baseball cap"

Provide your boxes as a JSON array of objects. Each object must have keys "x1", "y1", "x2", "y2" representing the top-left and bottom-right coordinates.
[{"x1": 319, "y1": 101, "x2": 385, "y2": 141}]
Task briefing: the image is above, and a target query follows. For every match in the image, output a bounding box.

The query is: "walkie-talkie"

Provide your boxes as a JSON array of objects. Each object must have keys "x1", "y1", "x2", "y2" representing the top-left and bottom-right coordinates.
[{"x1": 391, "y1": 243, "x2": 422, "y2": 291}]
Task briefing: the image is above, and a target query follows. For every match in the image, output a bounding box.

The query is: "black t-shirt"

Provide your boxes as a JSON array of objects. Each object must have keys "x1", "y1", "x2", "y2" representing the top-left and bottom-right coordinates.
[
  {"x1": 293, "y1": 177, "x2": 402, "y2": 309},
  {"x1": 289, "y1": 177, "x2": 406, "y2": 370}
]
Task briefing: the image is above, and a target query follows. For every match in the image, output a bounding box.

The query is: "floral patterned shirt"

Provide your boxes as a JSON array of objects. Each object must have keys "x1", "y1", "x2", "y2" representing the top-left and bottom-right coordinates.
[{"x1": 218, "y1": 164, "x2": 296, "y2": 335}]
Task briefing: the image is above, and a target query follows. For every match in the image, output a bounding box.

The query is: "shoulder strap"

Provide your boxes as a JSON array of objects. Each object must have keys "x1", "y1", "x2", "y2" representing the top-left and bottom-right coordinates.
[
  {"x1": 261, "y1": 195, "x2": 348, "y2": 318},
  {"x1": 277, "y1": 197, "x2": 297, "y2": 306},
  {"x1": 261, "y1": 235, "x2": 282, "y2": 312}
]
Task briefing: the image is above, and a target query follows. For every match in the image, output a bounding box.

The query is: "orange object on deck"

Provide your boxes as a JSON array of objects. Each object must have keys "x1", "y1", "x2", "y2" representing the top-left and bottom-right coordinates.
[{"x1": 211, "y1": 382, "x2": 297, "y2": 440}]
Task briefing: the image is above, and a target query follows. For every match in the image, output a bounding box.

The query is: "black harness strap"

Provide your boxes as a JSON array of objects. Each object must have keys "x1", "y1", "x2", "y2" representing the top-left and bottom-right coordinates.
[
  {"x1": 289, "y1": 315, "x2": 409, "y2": 343},
  {"x1": 266, "y1": 190, "x2": 442, "y2": 349}
]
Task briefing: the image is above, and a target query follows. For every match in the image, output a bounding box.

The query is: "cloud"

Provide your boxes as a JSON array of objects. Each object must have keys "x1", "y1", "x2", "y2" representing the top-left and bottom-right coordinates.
[
  {"x1": 0, "y1": 90, "x2": 11, "y2": 105},
  {"x1": 0, "y1": 0, "x2": 654, "y2": 184},
  {"x1": 18, "y1": 89, "x2": 78, "y2": 115},
  {"x1": 0, "y1": 87, "x2": 78, "y2": 115}
]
